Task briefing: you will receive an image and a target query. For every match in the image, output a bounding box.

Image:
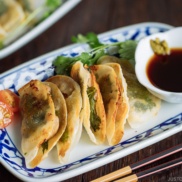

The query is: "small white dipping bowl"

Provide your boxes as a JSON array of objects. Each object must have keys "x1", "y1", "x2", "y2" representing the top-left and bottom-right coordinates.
[{"x1": 135, "y1": 27, "x2": 182, "y2": 103}]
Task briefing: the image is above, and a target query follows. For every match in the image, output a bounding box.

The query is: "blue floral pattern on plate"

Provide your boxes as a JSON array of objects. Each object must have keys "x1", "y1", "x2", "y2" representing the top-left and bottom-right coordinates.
[{"x1": 0, "y1": 23, "x2": 181, "y2": 181}]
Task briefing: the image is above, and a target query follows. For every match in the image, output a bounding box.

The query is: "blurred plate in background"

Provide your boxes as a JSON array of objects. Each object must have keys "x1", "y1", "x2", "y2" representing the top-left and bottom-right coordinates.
[{"x1": 0, "y1": 0, "x2": 81, "y2": 59}]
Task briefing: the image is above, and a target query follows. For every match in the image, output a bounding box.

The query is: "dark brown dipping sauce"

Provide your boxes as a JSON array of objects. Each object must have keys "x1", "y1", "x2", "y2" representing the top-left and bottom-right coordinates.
[{"x1": 146, "y1": 48, "x2": 182, "y2": 92}]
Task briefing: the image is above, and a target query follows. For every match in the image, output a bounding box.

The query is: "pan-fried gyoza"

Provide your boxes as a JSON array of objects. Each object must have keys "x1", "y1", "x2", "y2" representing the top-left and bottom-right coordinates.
[
  {"x1": 90, "y1": 64, "x2": 129, "y2": 145},
  {"x1": 18, "y1": 80, "x2": 67, "y2": 168},
  {"x1": 47, "y1": 75, "x2": 82, "y2": 163},
  {"x1": 103, "y1": 63, "x2": 129, "y2": 145},
  {"x1": 71, "y1": 61, "x2": 106, "y2": 145}
]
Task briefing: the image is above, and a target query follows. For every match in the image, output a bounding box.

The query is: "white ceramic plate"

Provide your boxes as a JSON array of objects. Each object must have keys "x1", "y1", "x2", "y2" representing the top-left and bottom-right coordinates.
[
  {"x1": 0, "y1": 22, "x2": 182, "y2": 182},
  {"x1": 0, "y1": 0, "x2": 81, "y2": 59}
]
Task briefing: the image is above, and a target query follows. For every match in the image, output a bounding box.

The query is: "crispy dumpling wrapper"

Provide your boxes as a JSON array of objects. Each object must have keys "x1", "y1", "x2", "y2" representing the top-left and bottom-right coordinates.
[
  {"x1": 70, "y1": 61, "x2": 90, "y2": 124},
  {"x1": 18, "y1": 80, "x2": 67, "y2": 168},
  {"x1": 90, "y1": 64, "x2": 122, "y2": 145},
  {"x1": 98, "y1": 55, "x2": 161, "y2": 129},
  {"x1": 71, "y1": 61, "x2": 106, "y2": 145},
  {"x1": 47, "y1": 75, "x2": 82, "y2": 163},
  {"x1": 29, "y1": 82, "x2": 67, "y2": 167},
  {"x1": 103, "y1": 63, "x2": 129, "y2": 145}
]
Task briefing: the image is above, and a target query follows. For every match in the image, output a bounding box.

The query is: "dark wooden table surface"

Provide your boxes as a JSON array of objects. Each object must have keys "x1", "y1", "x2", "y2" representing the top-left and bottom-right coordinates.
[{"x1": 1, "y1": 0, "x2": 182, "y2": 181}]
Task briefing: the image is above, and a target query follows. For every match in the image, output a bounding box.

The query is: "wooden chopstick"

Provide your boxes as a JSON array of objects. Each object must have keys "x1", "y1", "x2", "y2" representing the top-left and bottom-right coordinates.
[
  {"x1": 91, "y1": 143, "x2": 182, "y2": 182},
  {"x1": 114, "y1": 156, "x2": 182, "y2": 182},
  {"x1": 130, "y1": 143, "x2": 182, "y2": 170}
]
